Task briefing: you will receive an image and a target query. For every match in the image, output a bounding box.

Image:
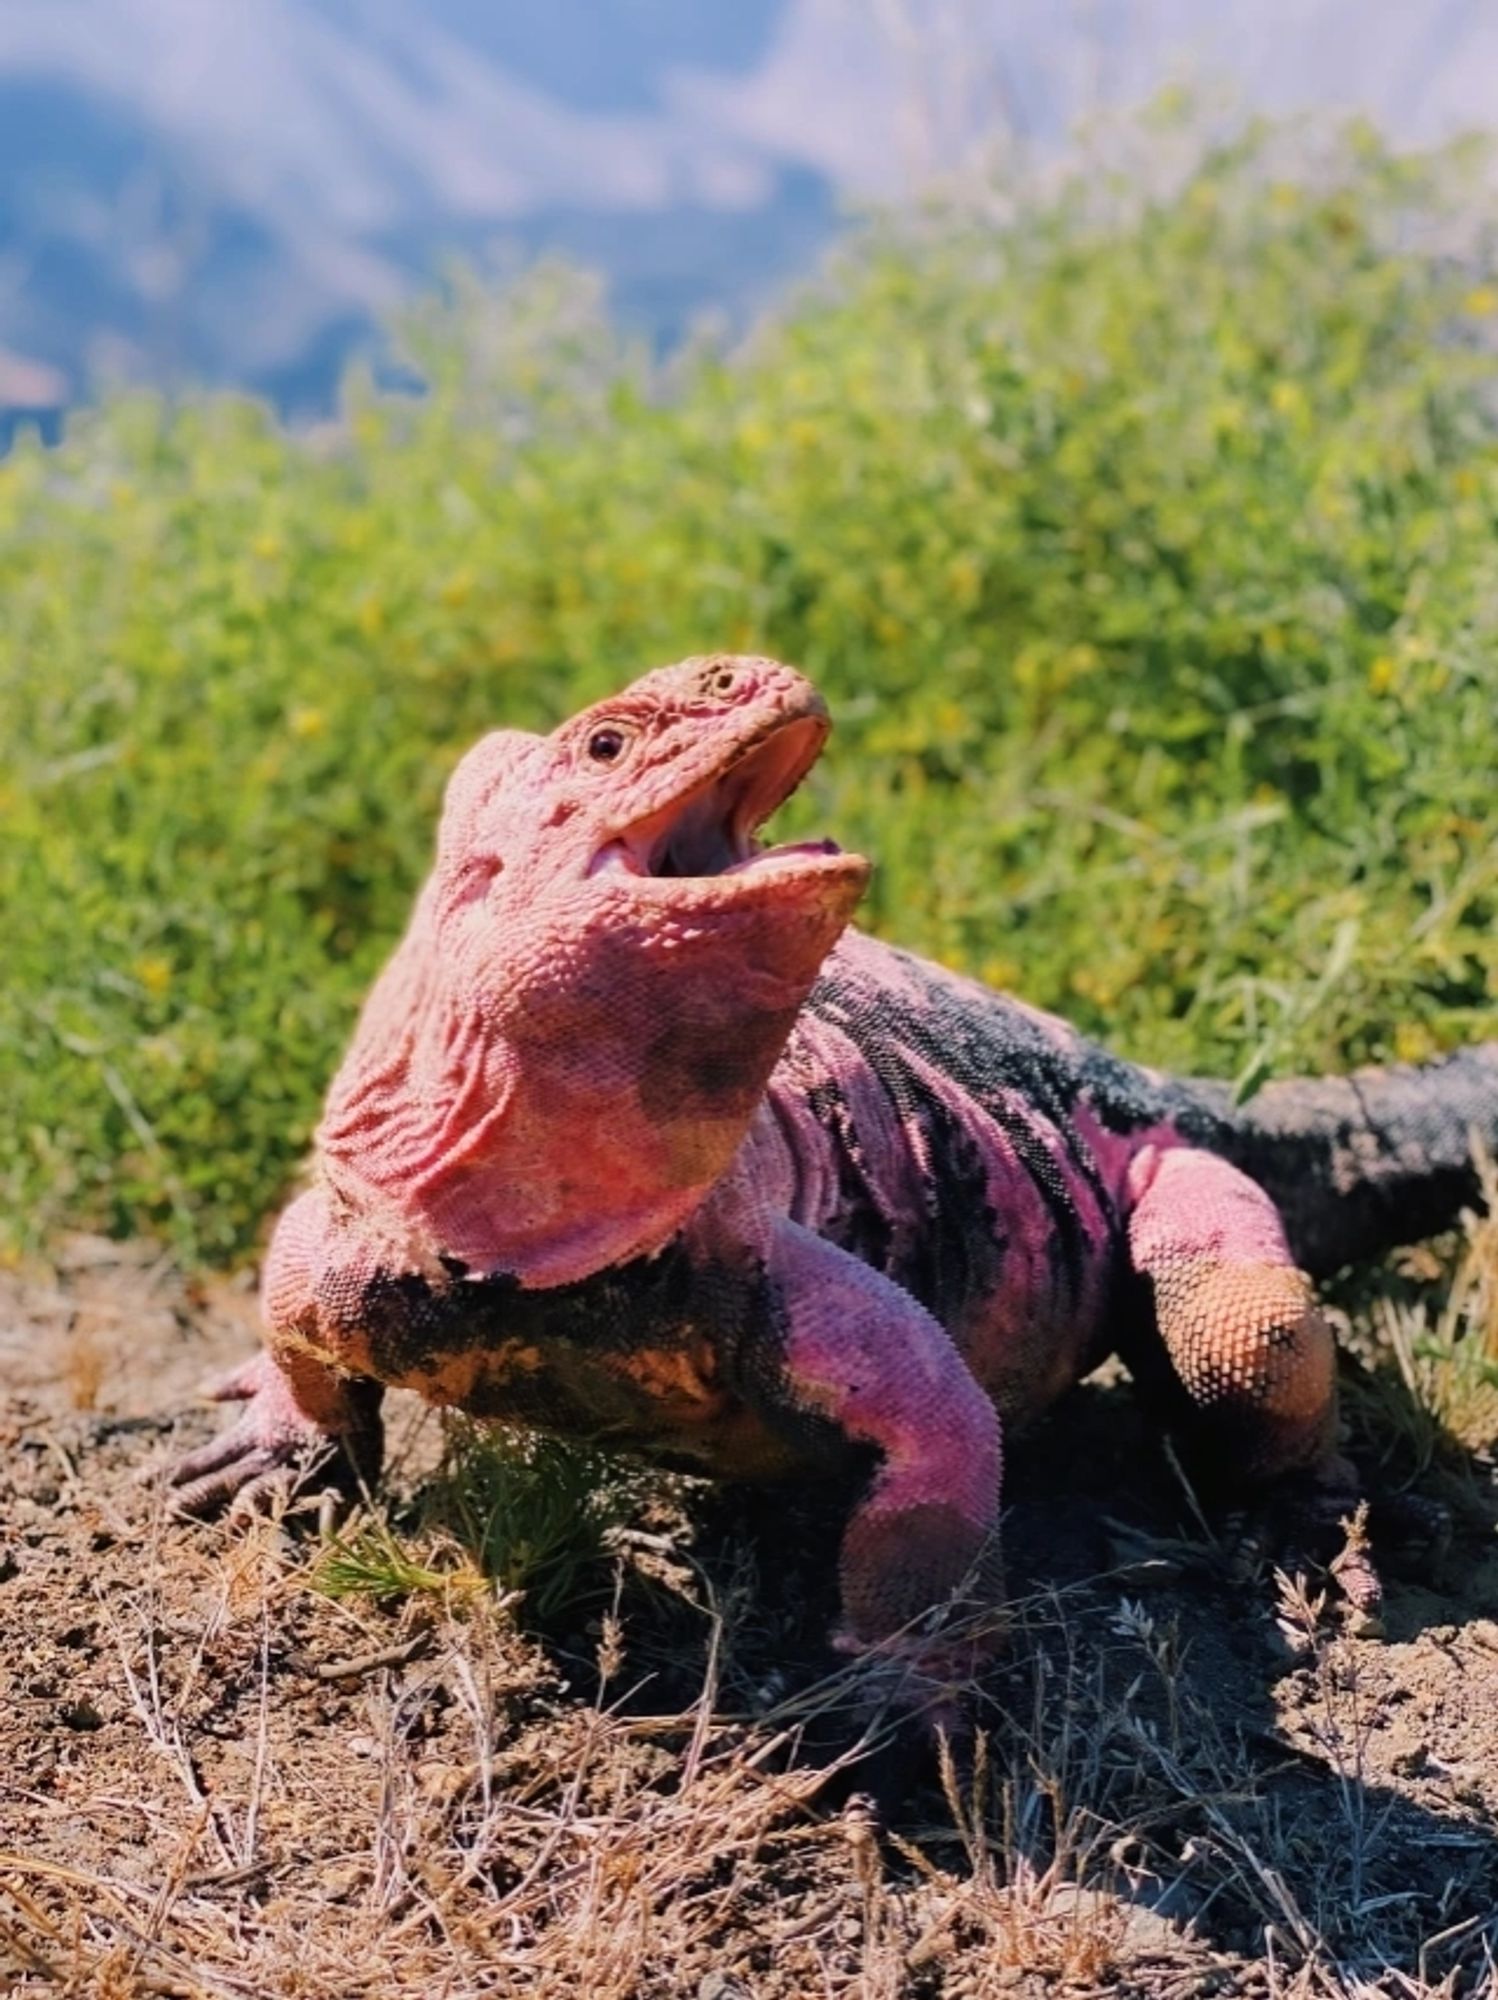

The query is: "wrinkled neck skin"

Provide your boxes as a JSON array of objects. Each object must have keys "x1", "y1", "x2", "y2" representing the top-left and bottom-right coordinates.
[{"x1": 317, "y1": 873, "x2": 850, "y2": 1288}]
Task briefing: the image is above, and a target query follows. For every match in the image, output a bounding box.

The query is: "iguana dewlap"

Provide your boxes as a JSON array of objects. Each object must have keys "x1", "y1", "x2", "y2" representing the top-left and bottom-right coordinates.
[{"x1": 173, "y1": 655, "x2": 1498, "y2": 1655}]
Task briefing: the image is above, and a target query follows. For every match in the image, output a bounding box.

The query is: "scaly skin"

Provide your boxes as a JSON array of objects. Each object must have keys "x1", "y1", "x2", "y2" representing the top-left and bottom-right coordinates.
[{"x1": 172, "y1": 655, "x2": 1498, "y2": 1662}]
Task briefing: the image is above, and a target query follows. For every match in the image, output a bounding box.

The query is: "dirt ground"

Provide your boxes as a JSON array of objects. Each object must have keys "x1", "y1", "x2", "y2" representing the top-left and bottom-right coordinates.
[{"x1": 3, "y1": 1237, "x2": 1498, "y2": 1999}]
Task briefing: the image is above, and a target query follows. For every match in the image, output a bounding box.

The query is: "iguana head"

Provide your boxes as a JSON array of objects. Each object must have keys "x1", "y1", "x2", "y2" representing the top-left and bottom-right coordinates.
[
  {"x1": 437, "y1": 651, "x2": 866, "y2": 934},
  {"x1": 320, "y1": 656, "x2": 869, "y2": 1283}
]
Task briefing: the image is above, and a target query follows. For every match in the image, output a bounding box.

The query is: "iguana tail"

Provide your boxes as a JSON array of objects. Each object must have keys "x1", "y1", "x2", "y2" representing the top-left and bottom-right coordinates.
[{"x1": 1186, "y1": 1047, "x2": 1498, "y2": 1278}]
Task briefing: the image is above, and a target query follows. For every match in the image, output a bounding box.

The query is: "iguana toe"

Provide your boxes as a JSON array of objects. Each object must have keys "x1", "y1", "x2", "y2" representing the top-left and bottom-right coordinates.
[
  {"x1": 1223, "y1": 1461, "x2": 1451, "y2": 1631},
  {"x1": 166, "y1": 1354, "x2": 383, "y2": 1520}
]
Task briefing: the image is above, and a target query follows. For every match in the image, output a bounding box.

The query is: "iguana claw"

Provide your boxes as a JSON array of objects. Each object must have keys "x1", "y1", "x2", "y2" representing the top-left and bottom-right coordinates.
[{"x1": 168, "y1": 1351, "x2": 382, "y2": 1520}]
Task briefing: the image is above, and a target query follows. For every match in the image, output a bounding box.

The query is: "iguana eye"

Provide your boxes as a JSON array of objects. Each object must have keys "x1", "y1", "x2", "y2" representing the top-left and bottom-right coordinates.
[{"x1": 587, "y1": 726, "x2": 629, "y2": 765}]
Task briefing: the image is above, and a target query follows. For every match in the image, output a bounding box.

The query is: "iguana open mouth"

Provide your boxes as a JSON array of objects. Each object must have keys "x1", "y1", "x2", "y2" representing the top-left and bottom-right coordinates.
[{"x1": 589, "y1": 716, "x2": 843, "y2": 881}]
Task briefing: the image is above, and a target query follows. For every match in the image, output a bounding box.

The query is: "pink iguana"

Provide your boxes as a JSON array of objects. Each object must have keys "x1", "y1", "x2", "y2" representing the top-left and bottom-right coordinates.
[{"x1": 172, "y1": 655, "x2": 1491, "y2": 1661}]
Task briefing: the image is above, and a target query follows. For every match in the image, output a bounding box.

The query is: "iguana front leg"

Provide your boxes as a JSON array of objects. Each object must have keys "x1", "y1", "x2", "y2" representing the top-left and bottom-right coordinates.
[
  {"x1": 756, "y1": 1218, "x2": 1004, "y2": 1670},
  {"x1": 169, "y1": 1189, "x2": 385, "y2": 1515}
]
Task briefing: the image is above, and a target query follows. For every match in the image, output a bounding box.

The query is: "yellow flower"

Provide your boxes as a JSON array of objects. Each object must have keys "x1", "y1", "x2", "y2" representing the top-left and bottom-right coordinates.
[
  {"x1": 945, "y1": 553, "x2": 981, "y2": 607},
  {"x1": 1394, "y1": 1020, "x2": 1436, "y2": 1064},
  {"x1": 1464, "y1": 285, "x2": 1498, "y2": 317},
  {"x1": 1367, "y1": 654, "x2": 1396, "y2": 694},
  {"x1": 289, "y1": 706, "x2": 326, "y2": 739},
  {"x1": 1011, "y1": 646, "x2": 1043, "y2": 689},
  {"x1": 134, "y1": 956, "x2": 172, "y2": 997},
  {"x1": 1209, "y1": 399, "x2": 1246, "y2": 438},
  {"x1": 1070, "y1": 967, "x2": 1120, "y2": 1008}
]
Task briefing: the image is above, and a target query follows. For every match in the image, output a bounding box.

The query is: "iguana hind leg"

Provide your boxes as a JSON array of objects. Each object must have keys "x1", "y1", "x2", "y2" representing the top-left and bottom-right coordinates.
[{"x1": 1122, "y1": 1144, "x2": 1390, "y2": 1609}]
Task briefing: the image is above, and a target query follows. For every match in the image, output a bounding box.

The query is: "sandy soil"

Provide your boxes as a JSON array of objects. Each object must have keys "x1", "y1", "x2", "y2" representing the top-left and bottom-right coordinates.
[{"x1": 2, "y1": 1238, "x2": 1497, "y2": 1998}]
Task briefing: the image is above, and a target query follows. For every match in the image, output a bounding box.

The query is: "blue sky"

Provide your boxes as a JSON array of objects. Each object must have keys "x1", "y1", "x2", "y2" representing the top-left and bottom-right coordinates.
[{"x1": 0, "y1": 1, "x2": 1492, "y2": 410}]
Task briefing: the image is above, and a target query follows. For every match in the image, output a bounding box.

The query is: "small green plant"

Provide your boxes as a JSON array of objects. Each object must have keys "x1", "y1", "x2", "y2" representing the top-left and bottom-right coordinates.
[
  {"x1": 1375, "y1": 1194, "x2": 1498, "y2": 1458},
  {"x1": 311, "y1": 1423, "x2": 645, "y2": 1619},
  {"x1": 426, "y1": 1420, "x2": 646, "y2": 1623},
  {"x1": 313, "y1": 1517, "x2": 467, "y2": 1605}
]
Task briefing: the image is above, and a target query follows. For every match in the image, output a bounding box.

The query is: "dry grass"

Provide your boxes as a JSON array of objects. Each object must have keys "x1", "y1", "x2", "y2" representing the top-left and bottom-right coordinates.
[
  {"x1": 3, "y1": 1235, "x2": 1498, "y2": 1998},
  {"x1": 5, "y1": 1553, "x2": 1496, "y2": 1997}
]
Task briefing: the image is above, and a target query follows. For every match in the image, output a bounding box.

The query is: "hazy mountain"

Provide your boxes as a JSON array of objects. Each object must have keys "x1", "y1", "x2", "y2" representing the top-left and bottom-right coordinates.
[{"x1": 1, "y1": 0, "x2": 1496, "y2": 414}]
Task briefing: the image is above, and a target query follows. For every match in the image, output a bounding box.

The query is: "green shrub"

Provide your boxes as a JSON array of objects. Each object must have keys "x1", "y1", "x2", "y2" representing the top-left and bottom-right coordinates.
[{"x1": 4, "y1": 121, "x2": 1497, "y2": 1263}]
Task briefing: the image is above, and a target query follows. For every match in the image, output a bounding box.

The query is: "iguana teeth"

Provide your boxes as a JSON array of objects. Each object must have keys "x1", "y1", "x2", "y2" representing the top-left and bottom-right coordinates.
[
  {"x1": 722, "y1": 837, "x2": 843, "y2": 875},
  {"x1": 587, "y1": 841, "x2": 639, "y2": 878}
]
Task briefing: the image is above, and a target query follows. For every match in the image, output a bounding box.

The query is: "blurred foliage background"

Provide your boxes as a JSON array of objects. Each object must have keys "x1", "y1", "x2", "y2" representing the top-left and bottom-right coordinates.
[{"x1": 4, "y1": 117, "x2": 1498, "y2": 1264}]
